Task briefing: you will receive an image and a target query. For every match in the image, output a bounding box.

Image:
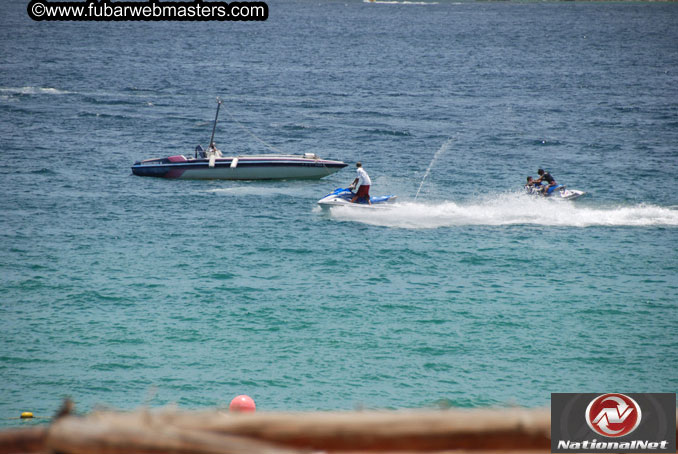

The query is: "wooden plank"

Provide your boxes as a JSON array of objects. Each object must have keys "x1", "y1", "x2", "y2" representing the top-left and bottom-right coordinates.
[
  {"x1": 46, "y1": 415, "x2": 300, "y2": 454},
  {"x1": 0, "y1": 426, "x2": 48, "y2": 454},
  {"x1": 86, "y1": 409, "x2": 552, "y2": 451},
  {"x1": 1, "y1": 408, "x2": 675, "y2": 453}
]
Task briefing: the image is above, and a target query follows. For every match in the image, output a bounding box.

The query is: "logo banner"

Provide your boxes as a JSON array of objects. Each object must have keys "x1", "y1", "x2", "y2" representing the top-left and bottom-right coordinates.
[{"x1": 552, "y1": 393, "x2": 676, "y2": 453}]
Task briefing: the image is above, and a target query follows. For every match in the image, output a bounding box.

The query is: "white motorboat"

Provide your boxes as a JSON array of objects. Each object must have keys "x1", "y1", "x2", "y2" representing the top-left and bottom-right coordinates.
[
  {"x1": 132, "y1": 151, "x2": 347, "y2": 180},
  {"x1": 132, "y1": 99, "x2": 347, "y2": 180}
]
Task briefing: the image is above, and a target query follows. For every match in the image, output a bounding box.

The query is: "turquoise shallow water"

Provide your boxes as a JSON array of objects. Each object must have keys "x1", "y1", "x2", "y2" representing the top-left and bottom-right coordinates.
[{"x1": 1, "y1": 0, "x2": 678, "y2": 427}]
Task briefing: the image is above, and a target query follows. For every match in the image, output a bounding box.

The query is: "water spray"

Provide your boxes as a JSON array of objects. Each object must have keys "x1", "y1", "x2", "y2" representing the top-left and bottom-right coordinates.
[{"x1": 414, "y1": 137, "x2": 455, "y2": 200}]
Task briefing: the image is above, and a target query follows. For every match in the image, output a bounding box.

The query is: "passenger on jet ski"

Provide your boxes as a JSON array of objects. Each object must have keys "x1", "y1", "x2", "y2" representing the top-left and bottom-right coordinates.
[
  {"x1": 534, "y1": 169, "x2": 557, "y2": 195},
  {"x1": 349, "y1": 162, "x2": 372, "y2": 205},
  {"x1": 526, "y1": 176, "x2": 554, "y2": 196},
  {"x1": 525, "y1": 176, "x2": 540, "y2": 192}
]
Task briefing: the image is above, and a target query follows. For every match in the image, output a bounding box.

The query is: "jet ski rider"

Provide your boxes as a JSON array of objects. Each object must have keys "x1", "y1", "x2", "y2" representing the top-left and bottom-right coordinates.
[
  {"x1": 534, "y1": 169, "x2": 557, "y2": 195},
  {"x1": 350, "y1": 162, "x2": 372, "y2": 205}
]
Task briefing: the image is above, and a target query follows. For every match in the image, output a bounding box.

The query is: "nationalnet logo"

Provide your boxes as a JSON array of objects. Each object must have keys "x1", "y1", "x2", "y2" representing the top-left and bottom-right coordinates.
[
  {"x1": 552, "y1": 393, "x2": 676, "y2": 453},
  {"x1": 586, "y1": 393, "x2": 641, "y2": 437}
]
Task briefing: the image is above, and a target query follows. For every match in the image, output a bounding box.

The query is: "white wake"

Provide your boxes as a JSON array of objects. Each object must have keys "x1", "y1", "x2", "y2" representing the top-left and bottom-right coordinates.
[
  {"x1": 206, "y1": 186, "x2": 305, "y2": 197},
  {"x1": 327, "y1": 194, "x2": 678, "y2": 229},
  {"x1": 0, "y1": 86, "x2": 72, "y2": 95}
]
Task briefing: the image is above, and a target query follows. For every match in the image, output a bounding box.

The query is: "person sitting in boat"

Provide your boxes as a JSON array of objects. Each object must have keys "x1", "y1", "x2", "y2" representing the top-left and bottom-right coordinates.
[
  {"x1": 207, "y1": 142, "x2": 222, "y2": 157},
  {"x1": 534, "y1": 169, "x2": 556, "y2": 195},
  {"x1": 350, "y1": 162, "x2": 372, "y2": 205}
]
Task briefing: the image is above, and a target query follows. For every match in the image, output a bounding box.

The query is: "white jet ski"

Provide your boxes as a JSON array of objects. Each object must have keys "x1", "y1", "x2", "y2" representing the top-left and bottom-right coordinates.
[
  {"x1": 525, "y1": 183, "x2": 585, "y2": 200},
  {"x1": 317, "y1": 188, "x2": 398, "y2": 209}
]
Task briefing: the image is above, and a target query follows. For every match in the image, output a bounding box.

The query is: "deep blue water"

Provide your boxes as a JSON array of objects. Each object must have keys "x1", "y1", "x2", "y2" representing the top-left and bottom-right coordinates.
[{"x1": 1, "y1": 0, "x2": 677, "y2": 427}]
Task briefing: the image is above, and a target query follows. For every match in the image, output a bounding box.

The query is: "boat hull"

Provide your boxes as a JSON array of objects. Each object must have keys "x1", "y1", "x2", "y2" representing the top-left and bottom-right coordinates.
[{"x1": 132, "y1": 156, "x2": 347, "y2": 180}]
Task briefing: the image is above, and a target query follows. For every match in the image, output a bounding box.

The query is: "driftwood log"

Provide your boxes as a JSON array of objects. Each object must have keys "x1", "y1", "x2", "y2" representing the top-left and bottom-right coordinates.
[
  {"x1": 0, "y1": 426, "x2": 48, "y2": 454},
  {"x1": 1, "y1": 408, "x2": 676, "y2": 454}
]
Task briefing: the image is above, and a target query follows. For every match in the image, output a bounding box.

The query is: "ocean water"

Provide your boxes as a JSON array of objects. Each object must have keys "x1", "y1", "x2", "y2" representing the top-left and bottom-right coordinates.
[{"x1": 1, "y1": 0, "x2": 678, "y2": 427}]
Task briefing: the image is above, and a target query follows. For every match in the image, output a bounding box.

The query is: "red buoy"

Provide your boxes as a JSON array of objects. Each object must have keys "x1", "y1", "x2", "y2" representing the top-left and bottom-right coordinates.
[{"x1": 229, "y1": 395, "x2": 256, "y2": 413}]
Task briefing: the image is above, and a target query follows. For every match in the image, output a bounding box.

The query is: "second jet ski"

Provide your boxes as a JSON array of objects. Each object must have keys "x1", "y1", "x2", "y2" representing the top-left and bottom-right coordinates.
[{"x1": 525, "y1": 182, "x2": 585, "y2": 200}]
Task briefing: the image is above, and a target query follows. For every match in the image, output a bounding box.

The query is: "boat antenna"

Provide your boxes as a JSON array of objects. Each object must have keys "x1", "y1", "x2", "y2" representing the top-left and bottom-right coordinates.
[{"x1": 209, "y1": 97, "x2": 222, "y2": 148}]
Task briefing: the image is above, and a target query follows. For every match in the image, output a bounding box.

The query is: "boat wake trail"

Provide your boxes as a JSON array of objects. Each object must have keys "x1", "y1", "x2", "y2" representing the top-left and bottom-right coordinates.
[
  {"x1": 206, "y1": 187, "x2": 304, "y2": 197},
  {"x1": 0, "y1": 86, "x2": 72, "y2": 95},
  {"x1": 327, "y1": 194, "x2": 678, "y2": 229}
]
